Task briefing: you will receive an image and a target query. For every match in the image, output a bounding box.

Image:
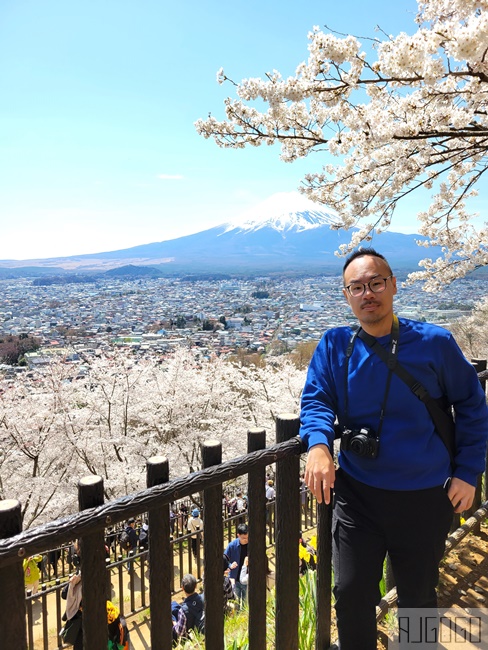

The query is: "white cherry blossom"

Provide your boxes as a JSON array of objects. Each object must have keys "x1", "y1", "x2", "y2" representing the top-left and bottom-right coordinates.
[
  {"x1": 0, "y1": 349, "x2": 305, "y2": 526},
  {"x1": 195, "y1": 0, "x2": 488, "y2": 290}
]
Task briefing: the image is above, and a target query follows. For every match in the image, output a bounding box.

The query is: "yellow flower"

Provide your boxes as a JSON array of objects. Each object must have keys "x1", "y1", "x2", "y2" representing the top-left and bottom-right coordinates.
[
  {"x1": 106, "y1": 600, "x2": 120, "y2": 624},
  {"x1": 299, "y1": 544, "x2": 311, "y2": 563}
]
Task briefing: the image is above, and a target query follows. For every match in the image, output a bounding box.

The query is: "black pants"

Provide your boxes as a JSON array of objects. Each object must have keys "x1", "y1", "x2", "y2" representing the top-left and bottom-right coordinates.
[{"x1": 333, "y1": 469, "x2": 453, "y2": 650}]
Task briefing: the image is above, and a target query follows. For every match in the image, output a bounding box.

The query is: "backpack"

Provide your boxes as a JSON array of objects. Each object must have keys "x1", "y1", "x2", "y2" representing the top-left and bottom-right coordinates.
[
  {"x1": 139, "y1": 525, "x2": 148, "y2": 548},
  {"x1": 119, "y1": 529, "x2": 131, "y2": 550},
  {"x1": 181, "y1": 595, "x2": 205, "y2": 635}
]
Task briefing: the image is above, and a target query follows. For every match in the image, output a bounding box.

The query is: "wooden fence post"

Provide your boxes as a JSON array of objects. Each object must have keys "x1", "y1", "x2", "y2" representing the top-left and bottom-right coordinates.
[
  {"x1": 315, "y1": 499, "x2": 332, "y2": 650},
  {"x1": 275, "y1": 414, "x2": 300, "y2": 650},
  {"x1": 147, "y1": 456, "x2": 172, "y2": 650},
  {"x1": 202, "y1": 440, "x2": 224, "y2": 650},
  {"x1": 0, "y1": 499, "x2": 26, "y2": 650},
  {"x1": 247, "y1": 427, "x2": 267, "y2": 650},
  {"x1": 78, "y1": 475, "x2": 108, "y2": 649}
]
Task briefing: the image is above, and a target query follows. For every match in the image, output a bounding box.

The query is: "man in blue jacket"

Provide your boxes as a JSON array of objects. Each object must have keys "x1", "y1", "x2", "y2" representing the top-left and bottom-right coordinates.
[
  {"x1": 300, "y1": 248, "x2": 488, "y2": 650},
  {"x1": 224, "y1": 523, "x2": 248, "y2": 608}
]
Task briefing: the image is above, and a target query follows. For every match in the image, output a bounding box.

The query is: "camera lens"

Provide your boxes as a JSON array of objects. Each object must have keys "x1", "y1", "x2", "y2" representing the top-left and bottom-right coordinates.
[{"x1": 350, "y1": 437, "x2": 366, "y2": 455}]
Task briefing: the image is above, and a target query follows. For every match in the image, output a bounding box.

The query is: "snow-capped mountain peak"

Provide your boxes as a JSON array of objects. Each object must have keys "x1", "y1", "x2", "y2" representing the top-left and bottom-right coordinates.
[{"x1": 224, "y1": 192, "x2": 340, "y2": 234}]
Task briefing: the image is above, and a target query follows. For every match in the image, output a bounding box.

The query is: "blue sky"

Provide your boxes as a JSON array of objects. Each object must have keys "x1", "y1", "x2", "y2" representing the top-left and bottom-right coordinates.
[{"x1": 2, "y1": 0, "x2": 482, "y2": 261}]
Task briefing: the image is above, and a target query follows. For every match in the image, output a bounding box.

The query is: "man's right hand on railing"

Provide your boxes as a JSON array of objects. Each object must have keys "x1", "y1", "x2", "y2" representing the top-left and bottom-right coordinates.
[{"x1": 304, "y1": 444, "x2": 335, "y2": 505}]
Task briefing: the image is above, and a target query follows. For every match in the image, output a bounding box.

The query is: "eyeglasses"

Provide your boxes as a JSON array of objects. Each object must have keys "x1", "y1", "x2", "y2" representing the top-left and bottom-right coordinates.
[{"x1": 344, "y1": 275, "x2": 393, "y2": 298}]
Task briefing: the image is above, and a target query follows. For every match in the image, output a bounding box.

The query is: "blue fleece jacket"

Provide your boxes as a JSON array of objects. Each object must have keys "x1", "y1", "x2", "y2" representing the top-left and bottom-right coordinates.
[
  {"x1": 224, "y1": 537, "x2": 247, "y2": 581},
  {"x1": 300, "y1": 318, "x2": 488, "y2": 490}
]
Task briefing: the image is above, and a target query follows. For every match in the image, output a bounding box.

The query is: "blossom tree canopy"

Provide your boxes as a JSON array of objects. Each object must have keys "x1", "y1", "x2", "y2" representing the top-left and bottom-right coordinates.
[
  {"x1": 195, "y1": 0, "x2": 488, "y2": 290},
  {"x1": 0, "y1": 349, "x2": 305, "y2": 526}
]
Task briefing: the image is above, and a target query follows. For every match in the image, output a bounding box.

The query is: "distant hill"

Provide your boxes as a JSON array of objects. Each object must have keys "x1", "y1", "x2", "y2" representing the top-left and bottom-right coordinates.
[
  {"x1": 103, "y1": 264, "x2": 163, "y2": 279},
  {"x1": 32, "y1": 275, "x2": 98, "y2": 286},
  {"x1": 0, "y1": 266, "x2": 69, "y2": 279},
  {"x1": 0, "y1": 192, "x2": 451, "y2": 276}
]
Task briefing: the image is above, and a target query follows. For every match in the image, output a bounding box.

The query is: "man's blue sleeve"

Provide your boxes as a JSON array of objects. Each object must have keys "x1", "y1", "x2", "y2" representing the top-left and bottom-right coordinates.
[
  {"x1": 300, "y1": 334, "x2": 338, "y2": 451},
  {"x1": 442, "y1": 334, "x2": 488, "y2": 485}
]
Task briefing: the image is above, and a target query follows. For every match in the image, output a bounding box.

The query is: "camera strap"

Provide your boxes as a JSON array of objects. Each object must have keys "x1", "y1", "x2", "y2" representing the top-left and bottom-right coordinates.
[
  {"x1": 356, "y1": 315, "x2": 456, "y2": 467},
  {"x1": 344, "y1": 318, "x2": 399, "y2": 440}
]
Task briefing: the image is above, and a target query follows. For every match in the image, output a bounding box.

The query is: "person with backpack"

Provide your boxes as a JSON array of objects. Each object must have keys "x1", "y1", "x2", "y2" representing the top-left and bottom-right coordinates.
[
  {"x1": 60, "y1": 580, "x2": 131, "y2": 650},
  {"x1": 187, "y1": 508, "x2": 203, "y2": 560},
  {"x1": 23, "y1": 554, "x2": 43, "y2": 595},
  {"x1": 60, "y1": 571, "x2": 83, "y2": 650},
  {"x1": 138, "y1": 520, "x2": 149, "y2": 550},
  {"x1": 120, "y1": 518, "x2": 138, "y2": 572},
  {"x1": 172, "y1": 573, "x2": 205, "y2": 640}
]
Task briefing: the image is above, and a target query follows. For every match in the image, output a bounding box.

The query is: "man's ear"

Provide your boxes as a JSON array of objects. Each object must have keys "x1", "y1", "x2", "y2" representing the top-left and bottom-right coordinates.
[{"x1": 342, "y1": 287, "x2": 351, "y2": 305}]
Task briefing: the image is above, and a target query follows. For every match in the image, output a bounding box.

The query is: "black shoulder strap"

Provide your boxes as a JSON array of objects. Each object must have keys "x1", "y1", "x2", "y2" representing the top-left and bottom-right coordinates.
[{"x1": 357, "y1": 318, "x2": 455, "y2": 467}]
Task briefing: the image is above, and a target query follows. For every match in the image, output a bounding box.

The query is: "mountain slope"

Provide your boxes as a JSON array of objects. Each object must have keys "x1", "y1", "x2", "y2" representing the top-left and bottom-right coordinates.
[
  {"x1": 224, "y1": 192, "x2": 340, "y2": 233},
  {"x1": 0, "y1": 193, "x2": 434, "y2": 274}
]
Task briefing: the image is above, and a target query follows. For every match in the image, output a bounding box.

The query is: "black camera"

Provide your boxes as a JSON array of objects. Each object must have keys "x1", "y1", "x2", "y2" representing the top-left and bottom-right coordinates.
[{"x1": 340, "y1": 427, "x2": 379, "y2": 459}]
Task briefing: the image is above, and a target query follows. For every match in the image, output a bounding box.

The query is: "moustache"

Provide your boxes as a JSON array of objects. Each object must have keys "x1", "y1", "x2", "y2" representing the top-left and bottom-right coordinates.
[{"x1": 361, "y1": 300, "x2": 380, "y2": 308}]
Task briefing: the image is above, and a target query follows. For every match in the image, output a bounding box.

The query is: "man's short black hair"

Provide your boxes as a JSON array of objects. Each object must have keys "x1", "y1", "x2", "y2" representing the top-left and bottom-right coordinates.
[
  {"x1": 237, "y1": 523, "x2": 248, "y2": 535},
  {"x1": 182, "y1": 573, "x2": 197, "y2": 594},
  {"x1": 342, "y1": 247, "x2": 393, "y2": 277}
]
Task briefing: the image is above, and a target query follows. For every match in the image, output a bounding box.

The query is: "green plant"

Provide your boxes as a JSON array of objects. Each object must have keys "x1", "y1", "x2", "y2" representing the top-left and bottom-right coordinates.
[
  {"x1": 224, "y1": 606, "x2": 252, "y2": 649},
  {"x1": 227, "y1": 640, "x2": 249, "y2": 650},
  {"x1": 172, "y1": 573, "x2": 321, "y2": 649},
  {"x1": 298, "y1": 570, "x2": 317, "y2": 650}
]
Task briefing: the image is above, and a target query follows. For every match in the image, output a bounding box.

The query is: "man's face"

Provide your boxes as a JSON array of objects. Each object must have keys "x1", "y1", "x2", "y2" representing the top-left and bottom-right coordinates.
[
  {"x1": 238, "y1": 533, "x2": 249, "y2": 545},
  {"x1": 342, "y1": 255, "x2": 397, "y2": 334}
]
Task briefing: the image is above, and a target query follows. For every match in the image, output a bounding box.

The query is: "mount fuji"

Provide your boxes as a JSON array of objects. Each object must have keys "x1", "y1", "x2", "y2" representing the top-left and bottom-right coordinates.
[
  {"x1": 223, "y1": 192, "x2": 341, "y2": 234},
  {"x1": 0, "y1": 192, "x2": 433, "y2": 275}
]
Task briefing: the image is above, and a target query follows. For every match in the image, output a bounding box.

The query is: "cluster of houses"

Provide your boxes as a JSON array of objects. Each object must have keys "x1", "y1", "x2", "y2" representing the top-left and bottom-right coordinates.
[{"x1": 0, "y1": 274, "x2": 477, "y2": 377}]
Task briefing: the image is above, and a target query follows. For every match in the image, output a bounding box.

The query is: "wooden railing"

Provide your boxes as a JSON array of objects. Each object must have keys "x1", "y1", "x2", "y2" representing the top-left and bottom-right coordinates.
[
  {"x1": 0, "y1": 357, "x2": 486, "y2": 650},
  {"x1": 0, "y1": 415, "x2": 333, "y2": 650}
]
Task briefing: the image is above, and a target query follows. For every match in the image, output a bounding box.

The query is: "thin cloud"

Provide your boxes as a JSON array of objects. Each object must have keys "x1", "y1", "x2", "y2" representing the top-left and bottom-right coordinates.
[{"x1": 158, "y1": 173, "x2": 184, "y2": 180}]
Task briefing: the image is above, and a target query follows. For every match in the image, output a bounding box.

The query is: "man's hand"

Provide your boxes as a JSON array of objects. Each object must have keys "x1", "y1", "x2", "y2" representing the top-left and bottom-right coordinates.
[
  {"x1": 447, "y1": 477, "x2": 476, "y2": 513},
  {"x1": 304, "y1": 444, "x2": 335, "y2": 505}
]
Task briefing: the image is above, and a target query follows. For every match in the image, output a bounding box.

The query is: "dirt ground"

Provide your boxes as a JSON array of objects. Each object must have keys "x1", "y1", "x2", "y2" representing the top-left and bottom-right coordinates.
[
  {"x1": 377, "y1": 519, "x2": 488, "y2": 648},
  {"x1": 438, "y1": 520, "x2": 488, "y2": 609}
]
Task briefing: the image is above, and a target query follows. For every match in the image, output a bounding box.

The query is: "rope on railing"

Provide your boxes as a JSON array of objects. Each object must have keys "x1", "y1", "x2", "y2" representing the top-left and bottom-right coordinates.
[{"x1": 375, "y1": 500, "x2": 488, "y2": 621}]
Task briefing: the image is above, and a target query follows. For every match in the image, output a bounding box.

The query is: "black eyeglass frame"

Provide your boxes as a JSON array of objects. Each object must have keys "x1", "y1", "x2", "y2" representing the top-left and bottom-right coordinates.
[{"x1": 344, "y1": 274, "x2": 393, "y2": 297}]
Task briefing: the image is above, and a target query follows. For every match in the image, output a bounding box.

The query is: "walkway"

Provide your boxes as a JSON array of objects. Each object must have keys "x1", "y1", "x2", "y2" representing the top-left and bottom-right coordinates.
[
  {"x1": 29, "y1": 547, "x2": 279, "y2": 649},
  {"x1": 30, "y1": 550, "x2": 193, "y2": 649}
]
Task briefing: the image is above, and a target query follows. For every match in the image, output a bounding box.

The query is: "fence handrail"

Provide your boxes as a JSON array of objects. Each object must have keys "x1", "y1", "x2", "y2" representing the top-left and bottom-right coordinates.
[
  {"x1": 0, "y1": 415, "x2": 310, "y2": 650},
  {"x1": 0, "y1": 435, "x2": 305, "y2": 569}
]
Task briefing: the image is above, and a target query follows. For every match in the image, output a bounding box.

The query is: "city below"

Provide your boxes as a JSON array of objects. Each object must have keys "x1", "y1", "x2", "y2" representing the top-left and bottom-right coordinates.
[{"x1": 0, "y1": 273, "x2": 482, "y2": 377}]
